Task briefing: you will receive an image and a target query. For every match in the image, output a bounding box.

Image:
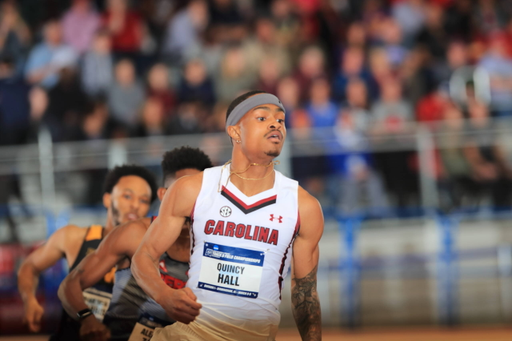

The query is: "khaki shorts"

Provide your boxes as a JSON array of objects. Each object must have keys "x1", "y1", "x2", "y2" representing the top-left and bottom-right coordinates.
[
  {"x1": 152, "y1": 322, "x2": 216, "y2": 341},
  {"x1": 152, "y1": 321, "x2": 277, "y2": 341}
]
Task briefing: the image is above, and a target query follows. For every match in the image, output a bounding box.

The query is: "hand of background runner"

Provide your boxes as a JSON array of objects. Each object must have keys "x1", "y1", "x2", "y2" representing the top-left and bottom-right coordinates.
[
  {"x1": 161, "y1": 287, "x2": 202, "y2": 324},
  {"x1": 23, "y1": 297, "x2": 44, "y2": 332},
  {"x1": 79, "y1": 315, "x2": 111, "y2": 341}
]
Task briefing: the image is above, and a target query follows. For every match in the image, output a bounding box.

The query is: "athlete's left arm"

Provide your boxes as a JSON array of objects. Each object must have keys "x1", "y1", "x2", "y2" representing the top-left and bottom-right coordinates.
[{"x1": 291, "y1": 187, "x2": 324, "y2": 341}]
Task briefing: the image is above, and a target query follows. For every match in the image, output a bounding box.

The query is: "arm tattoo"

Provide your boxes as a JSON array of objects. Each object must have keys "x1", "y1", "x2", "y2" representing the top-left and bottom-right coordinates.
[{"x1": 291, "y1": 266, "x2": 321, "y2": 341}]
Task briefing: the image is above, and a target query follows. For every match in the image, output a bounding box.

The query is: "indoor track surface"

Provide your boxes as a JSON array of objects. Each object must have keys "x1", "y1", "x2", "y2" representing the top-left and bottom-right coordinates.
[{"x1": 2, "y1": 327, "x2": 512, "y2": 341}]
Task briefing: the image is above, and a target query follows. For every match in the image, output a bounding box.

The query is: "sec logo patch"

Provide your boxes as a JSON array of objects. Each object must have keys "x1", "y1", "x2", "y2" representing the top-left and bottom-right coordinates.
[{"x1": 220, "y1": 206, "x2": 232, "y2": 217}]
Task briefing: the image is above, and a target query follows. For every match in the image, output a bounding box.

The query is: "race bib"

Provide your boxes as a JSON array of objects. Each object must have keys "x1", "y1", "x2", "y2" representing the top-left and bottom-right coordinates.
[
  {"x1": 82, "y1": 288, "x2": 112, "y2": 321},
  {"x1": 128, "y1": 314, "x2": 167, "y2": 341},
  {"x1": 198, "y1": 243, "x2": 265, "y2": 299},
  {"x1": 128, "y1": 323, "x2": 155, "y2": 341}
]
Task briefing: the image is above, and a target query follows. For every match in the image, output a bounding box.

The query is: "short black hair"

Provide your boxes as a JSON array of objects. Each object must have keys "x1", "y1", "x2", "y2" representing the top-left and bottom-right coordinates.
[
  {"x1": 103, "y1": 164, "x2": 158, "y2": 203},
  {"x1": 161, "y1": 146, "x2": 213, "y2": 186},
  {"x1": 225, "y1": 90, "x2": 268, "y2": 126}
]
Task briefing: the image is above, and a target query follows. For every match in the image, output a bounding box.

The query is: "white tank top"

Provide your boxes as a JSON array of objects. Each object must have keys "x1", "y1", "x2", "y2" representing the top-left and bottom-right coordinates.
[{"x1": 188, "y1": 164, "x2": 300, "y2": 341}]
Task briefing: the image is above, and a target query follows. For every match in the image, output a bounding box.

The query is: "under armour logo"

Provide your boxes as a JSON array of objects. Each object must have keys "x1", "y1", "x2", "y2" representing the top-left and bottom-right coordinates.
[{"x1": 270, "y1": 214, "x2": 282, "y2": 223}]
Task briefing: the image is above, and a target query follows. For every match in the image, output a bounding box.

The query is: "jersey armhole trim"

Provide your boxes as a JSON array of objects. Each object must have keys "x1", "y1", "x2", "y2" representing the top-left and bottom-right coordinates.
[{"x1": 85, "y1": 225, "x2": 103, "y2": 241}]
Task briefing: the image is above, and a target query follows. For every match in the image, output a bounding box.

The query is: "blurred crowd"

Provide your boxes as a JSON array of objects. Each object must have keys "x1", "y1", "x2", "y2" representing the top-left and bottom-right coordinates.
[{"x1": 2, "y1": 0, "x2": 512, "y2": 213}]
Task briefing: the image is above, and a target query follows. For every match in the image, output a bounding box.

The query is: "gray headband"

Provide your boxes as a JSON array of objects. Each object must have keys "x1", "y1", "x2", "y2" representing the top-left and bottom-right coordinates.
[{"x1": 225, "y1": 94, "x2": 286, "y2": 130}]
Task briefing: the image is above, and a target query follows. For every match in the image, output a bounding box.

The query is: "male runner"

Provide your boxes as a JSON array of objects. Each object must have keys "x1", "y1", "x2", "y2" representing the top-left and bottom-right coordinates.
[
  {"x1": 18, "y1": 165, "x2": 157, "y2": 340},
  {"x1": 58, "y1": 147, "x2": 213, "y2": 341},
  {"x1": 132, "y1": 91, "x2": 324, "y2": 341}
]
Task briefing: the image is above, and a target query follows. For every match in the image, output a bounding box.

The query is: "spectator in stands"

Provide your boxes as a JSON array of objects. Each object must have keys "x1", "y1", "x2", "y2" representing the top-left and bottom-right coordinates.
[
  {"x1": 306, "y1": 76, "x2": 338, "y2": 128},
  {"x1": 464, "y1": 100, "x2": 512, "y2": 208},
  {"x1": 81, "y1": 29, "x2": 114, "y2": 98},
  {"x1": 102, "y1": 0, "x2": 143, "y2": 57},
  {"x1": 0, "y1": 56, "x2": 30, "y2": 146},
  {"x1": 276, "y1": 76, "x2": 304, "y2": 128},
  {"x1": 162, "y1": 0, "x2": 209, "y2": 66},
  {"x1": 146, "y1": 62, "x2": 175, "y2": 117},
  {"x1": 293, "y1": 45, "x2": 327, "y2": 101},
  {"x1": 400, "y1": 47, "x2": 433, "y2": 107},
  {"x1": 214, "y1": 46, "x2": 255, "y2": 102},
  {"x1": 108, "y1": 58, "x2": 145, "y2": 129},
  {"x1": 168, "y1": 102, "x2": 203, "y2": 135},
  {"x1": 326, "y1": 107, "x2": 388, "y2": 215},
  {"x1": 341, "y1": 77, "x2": 372, "y2": 132},
  {"x1": 0, "y1": 1, "x2": 30, "y2": 73},
  {"x1": 177, "y1": 58, "x2": 215, "y2": 105},
  {"x1": 270, "y1": 0, "x2": 301, "y2": 49},
  {"x1": 415, "y1": 3, "x2": 448, "y2": 60},
  {"x1": 208, "y1": 0, "x2": 245, "y2": 43},
  {"x1": 371, "y1": 77, "x2": 417, "y2": 207},
  {"x1": 443, "y1": 0, "x2": 473, "y2": 42},
  {"x1": 329, "y1": 77, "x2": 376, "y2": 212},
  {"x1": 256, "y1": 55, "x2": 283, "y2": 95},
  {"x1": 472, "y1": 0, "x2": 506, "y2": 36},
  {"x1": 300, "y1": 76, "x2": 337, "y2": 201},
  {"x1": 61, "y1": 0, "x2": 100, "y2": 55},
  {"x1": 377, "y1": 18, "x2": 409, "y2": 69},
  {"x1": 75, "y1": 100, "x2": 116, "y2": 141},
  {"x1": 368, "y1": 47, "x2": 393, "y2": 98},
  {"x1": 345, "y1": 22, "x2": 367, "y2": 50},
  {"x1": 332, "y1": 46, "x2": 375, "y2": 103},
  {"x1": 182, "y1": 26, "x2": 223, "y2": 77},
  {"x1": 202, "y1": 101, "x2": 227, "y2": 133},
  {"x1": 416, "y1": 84, "x2": 449, "y2": 123},
  {"x1": 478, "y1": 33, "x2": 512, "y2": 117},
  {"x1": 25, "y1": 20, "x2": 77, "y2": 88},
  {"x1": 391, "y1": 0, "x2": 426, "y2": 46},
  {"x1": 46, "y1": 65, "x2": 90, "y2": 142},
  {"x1": 131, "y1": 97, "x2": 168, "y2": 137},
  {"x1": 372, "y1": 77, "x2": 413, "y2": 133},
  {"x1": 433, "y1": 40, "x2": 469, "y2": 89},
  {"x1": 242, "y1": 16, "x2": 291, "y2": 80},
  {"x1": 438, "y1": 102, "x2": 478, "y2": 208}
]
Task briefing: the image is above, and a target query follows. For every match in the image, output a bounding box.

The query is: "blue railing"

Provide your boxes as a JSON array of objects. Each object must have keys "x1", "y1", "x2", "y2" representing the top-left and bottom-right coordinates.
[{"x1": 334, "y1": 210, "x2": 512, "y2": 328}]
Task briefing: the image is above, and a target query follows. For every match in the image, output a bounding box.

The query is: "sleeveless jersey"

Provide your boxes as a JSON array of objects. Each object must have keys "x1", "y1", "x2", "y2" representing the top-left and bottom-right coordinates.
[
  {"x1": 187, "y1": 165, "x2": 300, "y2": 341},
  {"x1": 51, "y1": 225, "x2": 114, "y2": 341},
  {"x1": 103, "y1": 245, "x2": 189, "y2": 340}
]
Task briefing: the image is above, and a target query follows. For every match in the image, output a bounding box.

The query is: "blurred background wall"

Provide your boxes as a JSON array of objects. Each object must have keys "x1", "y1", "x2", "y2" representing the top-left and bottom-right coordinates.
[{"x1": 2, "y1": 0, "x2": 512, "y2": 335}]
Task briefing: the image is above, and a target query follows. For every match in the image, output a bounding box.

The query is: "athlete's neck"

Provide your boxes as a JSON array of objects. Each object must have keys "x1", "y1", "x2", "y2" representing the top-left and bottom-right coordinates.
[
  {"x1": 229, "y1": 153, "x2": 276, "y2": 197},
  {"x1": 104, "y1": 215, "x2": 118, "y2": 235}
]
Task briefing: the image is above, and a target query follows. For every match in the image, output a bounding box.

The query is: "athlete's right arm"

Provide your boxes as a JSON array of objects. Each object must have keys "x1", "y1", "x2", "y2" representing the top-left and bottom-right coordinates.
[
  {"x1": 58, "y1": 219, "x2": 148, "y2": 317},
  {"x1": 17, "y1": 225, "x2": 75, "y2": 332},
  {"x1": 58, "y1": 219, "x2": 148, "y2": 341},
  {"x1": 132, "y1": 174, "x2": 203, "y2": 324}
]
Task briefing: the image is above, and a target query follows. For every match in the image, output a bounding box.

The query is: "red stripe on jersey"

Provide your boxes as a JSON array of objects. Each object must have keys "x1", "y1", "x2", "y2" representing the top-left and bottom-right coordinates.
[
  {"x1": 221, "y1": 186, "x2": 277, "y2": 210},
  {"x1": 190, "y1": 200, "x2": 197, "y2": 254},
  {"x1": 278, "y1": 210, "x2": 300, "y2": 299}
]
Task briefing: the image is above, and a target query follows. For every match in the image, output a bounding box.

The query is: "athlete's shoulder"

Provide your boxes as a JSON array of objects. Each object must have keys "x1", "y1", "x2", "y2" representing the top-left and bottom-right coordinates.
[
  {"x1": 116, "y1": 217, "x2": 152, "y2": 236},
  {"x1": 48, "y1": 224, "x2": 88, "y2": 252},
  {"x1": 54, "y1": 224, "x2": 89, "y2": 239},
  {"x1": 295, "y1": 186, "x2": 324, "y2": 241},
  {"x1": 100, "y1": 218, "x2": 151, "y2": 255},
  {"x1": 298, "y1": 186, "x2": 319, "y2": 204},
  {"x1": 173, "y1": 170, "x2": 204, "y2": 194},
  {"x1": 297, "y1": 186, "x2": 323, "y2": 218}
]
